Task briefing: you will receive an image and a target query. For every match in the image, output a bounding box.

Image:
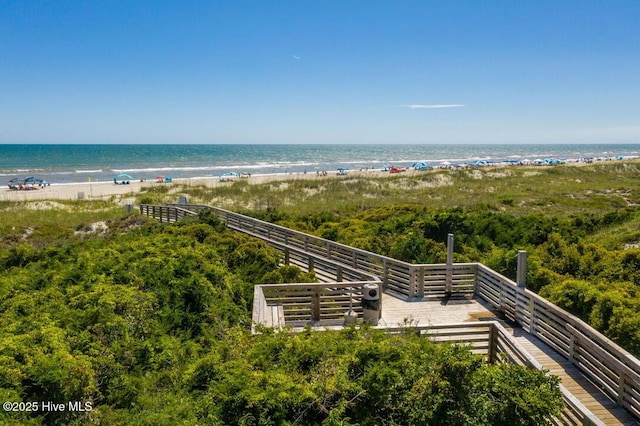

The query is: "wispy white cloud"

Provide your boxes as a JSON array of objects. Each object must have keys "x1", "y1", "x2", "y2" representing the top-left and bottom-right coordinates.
[{"x1": 400, "y1": 104, "x2": 466, "y2": 109}]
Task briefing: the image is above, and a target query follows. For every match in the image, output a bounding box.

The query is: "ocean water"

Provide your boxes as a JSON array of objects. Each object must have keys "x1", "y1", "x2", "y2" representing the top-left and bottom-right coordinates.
[{"x1": 1, "y1": 144, "x2": 639, "y2": 185}]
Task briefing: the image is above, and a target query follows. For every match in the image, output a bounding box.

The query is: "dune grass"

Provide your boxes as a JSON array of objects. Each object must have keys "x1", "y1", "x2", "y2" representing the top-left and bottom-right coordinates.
[
  {"x1": 138, "y1": 162, "x2": 640, "y2": 219},
  {"x1": 0, "y1": 200, "x2": 128, "y2": 245}
]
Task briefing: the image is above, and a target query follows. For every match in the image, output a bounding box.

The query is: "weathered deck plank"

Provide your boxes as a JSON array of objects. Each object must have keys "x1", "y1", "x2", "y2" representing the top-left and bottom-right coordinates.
[
  {"x1": 379, "y1": 292, "x2": 501, "y2": 327},
  {"x1": 513, "y1": 329, "x2": 639, "y2": 426},
  {"x1": 380, "y1": 292, "x2": 638, "y2": 425}
]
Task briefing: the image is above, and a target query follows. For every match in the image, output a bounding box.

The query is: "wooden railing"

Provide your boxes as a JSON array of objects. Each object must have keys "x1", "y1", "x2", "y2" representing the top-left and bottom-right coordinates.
[
  {"x1": 141, "y1": 203, "x2": 640, "y2": 424},
  {"x1": 162, "y1": 204, "x2": 475, "y2": 298},
  {"x1": 140, "y1": 204, "x2": 197, "y2": 223},
  {"x1": 363, "y1": 321, "x2": 602, "y2": 426},
  {"x1": 476, "y1": 264, "x2": 640, "y2": 421},
  {"x1": 252, "y1": 281, "x2": 381, "y2": 332}
]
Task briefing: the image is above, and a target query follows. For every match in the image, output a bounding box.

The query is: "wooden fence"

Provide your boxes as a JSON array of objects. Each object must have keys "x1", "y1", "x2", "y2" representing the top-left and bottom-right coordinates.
[
  {"x1": 141, "y1": 203, "x2": 639, "y2": 424},
  {"x1": 252, "y1": 281, "x2": 381, "y2": 331},
  {"x1": 475, "y1": 264, "x2": 640, "y2": 421},
  {"x1": 140, "y1": 204, "x2": 197, "y2": 223},
  {"x1": 161, "y1": 203, "x2": 475, "y2": 298}
]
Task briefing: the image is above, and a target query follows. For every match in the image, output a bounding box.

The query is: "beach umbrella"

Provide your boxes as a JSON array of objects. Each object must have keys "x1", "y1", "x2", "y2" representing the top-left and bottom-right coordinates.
[
  {"x1": 156, "y1": 175, "x2": 165, "y2": 179},
  {"x1": 337, "y1": 167, "x2": 348, "y2": 171},
  {"x1": 24, "y1": 176, "x2": 37, "y2": 182},
  {"x1": 413, "y1": 162, "x2": 427, "y2": 171},
  {"x1": 114, "y1": 173, "x2": 134, "y2": 180},
  {"x1": 8, "y1": 178, "x2": 21, "y2": 183}
]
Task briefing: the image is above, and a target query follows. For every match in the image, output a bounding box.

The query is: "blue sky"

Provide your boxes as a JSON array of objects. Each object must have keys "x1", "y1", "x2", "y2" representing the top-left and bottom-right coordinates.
[{"x1": 1, "y1": 1, "x2": 639, "y2": 144}]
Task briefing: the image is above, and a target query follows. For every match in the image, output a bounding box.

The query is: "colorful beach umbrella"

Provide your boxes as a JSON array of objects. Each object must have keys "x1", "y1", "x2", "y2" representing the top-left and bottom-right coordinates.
[{"x1": 114, "y1": 173, "x2": 134, "y2": 180}]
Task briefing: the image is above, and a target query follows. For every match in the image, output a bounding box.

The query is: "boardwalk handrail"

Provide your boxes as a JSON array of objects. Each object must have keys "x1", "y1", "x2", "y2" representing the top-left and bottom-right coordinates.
[
  {"x1": 164, "y1": 203, "x2": 476, "y2": 297},
  {"x1": 140, "y1": 204, "x2": 198, "y2": 223},
  {"x1": 369, "y1": 321, "x2": 603, "y2": 426},
  {"x1": 253, "y1": 280, "x2": 381, "y2": 332},
  {"x1": 476, "y1": 263, "x2": 640, "y2": 420},
  {"x1": 141, "y1": 203, "x2": 640, "y2": 424}
]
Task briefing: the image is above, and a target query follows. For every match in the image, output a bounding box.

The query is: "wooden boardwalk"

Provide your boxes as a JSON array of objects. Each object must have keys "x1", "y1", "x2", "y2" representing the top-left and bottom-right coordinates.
[
  {"x1": 379, "y1": 292, "x2": 638, "y2": 425},
  {"x1": 379, "y1": 292, "x2": 501, "y2": 327},
  {"x1": 513, "y1": 330, "x2": 639, "y2": 426},
  {"x1": 142, "y1": 204, "x2": 640, "y2": 425}
]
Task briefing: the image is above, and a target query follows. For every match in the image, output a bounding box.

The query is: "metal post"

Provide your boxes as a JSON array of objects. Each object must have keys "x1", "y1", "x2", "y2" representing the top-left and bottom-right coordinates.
[
  {"x1": 446, "y1": 233, "x2": 454, "y2": 294},
  {"x1": 517, "y1": 250, "x2": 527, "y2": 288}
]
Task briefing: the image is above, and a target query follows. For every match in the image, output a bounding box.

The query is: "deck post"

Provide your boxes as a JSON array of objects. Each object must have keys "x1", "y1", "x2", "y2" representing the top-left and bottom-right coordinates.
[
  {"x1": 337, "y1": 265, "x2": 343, "y2": 282},
  {"x1": 530, "y1": 298, "x2": 537, "y2": 336},
  {"x1": 516, "y1": 251, "x2": 527, "y2": 325},
  {"x1": 488, "y1": 323, "x2": 498, "y2": 363},
  {"x1": 446, "y1": 233, "x2": 454, "y2": 294},
  {"x1": 417, "y1": 266, "x2": 424, "y2": 298},
  {"x1": 312, "y1": 287, "x2": 321, "y2": 321},
  {"x1": 517, "y1": 250, "x2": 527, "y2": 288},
  {"x1": 617, "y1": 375, "x2": 625, "y2": 406},
  {"x1": 408, "y1": 266, "x2": 417, "y2": 298},
  {"x1": 308, "y1": 257, "x2": 314, "y2": 273},
  {"x1": 284, "y1": 248, "x2": 290, "y2": 265},
  {"x1": 568, "y1": 325, "x2": 576, "y2": 363},
  {"x1": 382, "y1": 259, "x2": 388, "y2": 291}
]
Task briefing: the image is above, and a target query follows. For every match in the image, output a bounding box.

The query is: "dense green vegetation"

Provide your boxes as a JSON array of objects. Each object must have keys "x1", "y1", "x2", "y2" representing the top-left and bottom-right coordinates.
[
  {"x1": 245, "y1": 204, "x2": 640, "y2": 356},
  {"x1": 0, "y1": 210, "x2": 563, "y2": 425},
  {"x1": 138, "y1": 162, "x2": 640, "y2": 357}
]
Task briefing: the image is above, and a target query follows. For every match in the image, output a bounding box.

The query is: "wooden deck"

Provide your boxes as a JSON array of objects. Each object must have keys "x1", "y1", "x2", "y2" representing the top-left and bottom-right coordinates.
[
  {"x1": 379, "y1": 292, "x2": 501, "y2": 327},
  {"x1": 142, "y1": 204, "x2": 640, "y2": 425},
  {"x1": 379, "y1": 291, "x2": 637, "y2": 425},
  {"x1": 513, "y1": 330, "x2": 639, "y2": 426}
]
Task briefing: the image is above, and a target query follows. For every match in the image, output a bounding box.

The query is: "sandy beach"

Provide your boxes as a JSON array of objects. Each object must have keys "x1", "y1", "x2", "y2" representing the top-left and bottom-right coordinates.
[
  {"x1": 0, "y1": 158, "x2": 634, "y2": 204},
  {"x1": 0, "y1": 171, "x2": 367, "y2": 203}
]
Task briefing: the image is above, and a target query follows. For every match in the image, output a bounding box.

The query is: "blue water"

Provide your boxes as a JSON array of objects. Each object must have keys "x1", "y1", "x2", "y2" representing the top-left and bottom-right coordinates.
[{"x1": 1, "y1": 144, "x2": 639, "y2": 185}]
